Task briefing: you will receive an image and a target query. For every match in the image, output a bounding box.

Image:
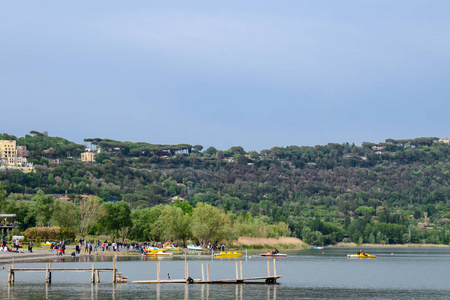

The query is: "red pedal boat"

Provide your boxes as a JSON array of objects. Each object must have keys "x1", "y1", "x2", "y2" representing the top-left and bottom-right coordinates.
[{"x1": 260, "y1": 252, "x2": 287, "y2": 257}]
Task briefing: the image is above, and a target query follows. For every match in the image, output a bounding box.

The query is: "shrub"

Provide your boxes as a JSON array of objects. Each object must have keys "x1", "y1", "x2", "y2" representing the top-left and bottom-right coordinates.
[{"x1": 23, "y1": 226, "x2": 76, "y2": 241}]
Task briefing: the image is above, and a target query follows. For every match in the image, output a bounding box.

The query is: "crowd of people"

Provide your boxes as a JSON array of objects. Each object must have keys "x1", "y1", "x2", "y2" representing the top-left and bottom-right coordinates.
[
  {"x1": 1, "y1": 238, "x2": 33, "y2": 253},
  {"x1": 1, "y1": 237, "x2": 228, "y2": 257},
  {"x1": 207, "y1": 243, "x2": 226, "y2": 252}
]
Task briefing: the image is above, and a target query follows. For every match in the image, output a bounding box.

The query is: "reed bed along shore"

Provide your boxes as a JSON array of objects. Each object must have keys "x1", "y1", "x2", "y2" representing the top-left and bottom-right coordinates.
[{"x1": 233, "y1": 237, "x2": 307, "y2": 249}]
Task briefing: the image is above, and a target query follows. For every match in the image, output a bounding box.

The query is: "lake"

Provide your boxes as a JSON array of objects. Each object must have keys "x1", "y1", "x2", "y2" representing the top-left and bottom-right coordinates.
[{"x1": 1, "y1": 247, "x2": 449, "y2": 299}]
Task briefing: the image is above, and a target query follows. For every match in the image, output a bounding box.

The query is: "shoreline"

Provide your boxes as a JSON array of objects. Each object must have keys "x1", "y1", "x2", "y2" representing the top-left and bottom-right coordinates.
[
  {"x1": 334, "y1": 242, "x2": 449, "y2": 248},
  {"x1": 0, "y1": 247, "x2": 141, "y2": 266},
  {"x1": 1, "y1": 241, "x2": 448, "y2": 265}
]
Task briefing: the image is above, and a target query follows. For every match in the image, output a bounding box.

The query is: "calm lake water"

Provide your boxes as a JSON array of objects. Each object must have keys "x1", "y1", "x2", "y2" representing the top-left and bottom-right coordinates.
[{"x1": 1, "y1": 247, "x2": 449, "y2": 299}]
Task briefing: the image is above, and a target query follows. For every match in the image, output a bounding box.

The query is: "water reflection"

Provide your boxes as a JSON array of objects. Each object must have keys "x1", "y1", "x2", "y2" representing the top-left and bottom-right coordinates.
[
  {"x1": 90, "y1": 283, "x2": 100, "y2": 300},
  {"x1": 7, "y1": 283, "x2": 13, "y2": 299},
  {"x1": 3, "y1": 248, "x2": 450, "y2": 299},
  {"x1": 233, "y1": 284, "x2": 244, "y2": 300},
  {"x1": 201, "y1": 284, "x2": 210, "y2": 300}
]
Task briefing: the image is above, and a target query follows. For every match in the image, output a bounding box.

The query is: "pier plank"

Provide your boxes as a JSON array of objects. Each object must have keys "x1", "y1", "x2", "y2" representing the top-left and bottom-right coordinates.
[
  {"x1": 12, "y1": 268, "x2": 114, "y2": 272},
  {"x1": 131, "y1": 275, "x2": 282, "y2": 284}
]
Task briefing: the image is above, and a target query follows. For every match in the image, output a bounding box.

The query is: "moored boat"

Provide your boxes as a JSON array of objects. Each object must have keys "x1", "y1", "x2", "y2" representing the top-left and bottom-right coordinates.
[
  {"x1": 163, "y1": 242, "x2": 180, "y2": 251},
  {"x1": 146, "y1": 247, "x2": 165, "y2": 252},
  {"x1": 214, "y1": 251, "x2": 242, "y2": 258},
  {"x1": 164, "y1": 246, "x2": 180, "y2": 251},
  {"x1": 187, "y1": 244, "x2": 204, "y2": 251}
]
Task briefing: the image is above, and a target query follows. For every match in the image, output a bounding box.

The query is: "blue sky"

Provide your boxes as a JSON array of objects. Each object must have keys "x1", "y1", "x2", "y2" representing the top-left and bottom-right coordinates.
[{"x1": 1, "y1": 1, "x2": 449, "y2": 151}]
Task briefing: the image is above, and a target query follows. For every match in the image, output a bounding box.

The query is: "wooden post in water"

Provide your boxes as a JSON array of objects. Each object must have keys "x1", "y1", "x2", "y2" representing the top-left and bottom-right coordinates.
[
  {"x1": 273, "y1": 259, "x2": 277, "y2": 277},
  {"x1": 91, "y1": 264, "x2": 95, "y2": 283},
  {"x1": 267, "y1": 260, "x2": 270, "y2": 276},
  {"x1": 45, "y1": 263, "x2": 49, "y2": 284},
  {"x1": 49, "y1": 262, "x2": 52, "y2": 284},
  {"x1": 96, "y1": 270, "x2": 100, "y2": 284},
  {"x1": 207, "y1": 263, "x2": 210, "y2": 281},
  {"x1": 240, "y1": 261, "x2": 243, "y2": 279},
  {"x1": 184, "y1": 249, "x2": 187, "y2": 279},
  {"x1": 201, "y1": 264, "x2": 205, "y2": 282},
  {"x1": 113, "y1": 257, "x2": 117, "y2": 284},
  {"x1": 235, "y1": 262, "x2": 238, "y2": 279},
  {"x1": 11, "y1": 258, "x2": 15, "y2": 284},
  {"x1": 7, "y1": 267, "x2": 12, "y2": 284},
  {"x1": 157, "y1": 261, "x2": 161, "y2": 282}
]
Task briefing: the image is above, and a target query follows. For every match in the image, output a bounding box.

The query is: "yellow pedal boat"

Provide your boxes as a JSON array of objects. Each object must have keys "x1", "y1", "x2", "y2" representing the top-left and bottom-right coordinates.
[
  {"x1": 164, "y1": 246, "x2": 180, "y2": 251},
  {"x1": 214, "y1": 251, "x2": 242, "y2": 258},
  {"x1": 347, "y1": 253, "x2": 376, "y2": 259}
]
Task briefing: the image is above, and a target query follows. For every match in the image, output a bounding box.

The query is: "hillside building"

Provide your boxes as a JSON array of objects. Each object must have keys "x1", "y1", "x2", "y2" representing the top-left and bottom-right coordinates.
[
  {"x1": 81, "y1": 151, "x2": 96, "y2": 163},
  {"x1": 0, "y1": 140, "x2": 34, "y2": 173}
]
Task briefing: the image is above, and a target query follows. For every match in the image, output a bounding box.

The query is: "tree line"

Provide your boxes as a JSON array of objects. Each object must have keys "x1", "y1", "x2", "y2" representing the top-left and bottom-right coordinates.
[{"x1": 0, "y1": 185, "x2": 290, "y2": 245}]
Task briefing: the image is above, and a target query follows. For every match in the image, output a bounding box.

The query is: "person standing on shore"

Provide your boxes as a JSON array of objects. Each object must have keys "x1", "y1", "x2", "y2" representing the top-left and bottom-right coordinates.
[{"x1": 28, "y1": 241, "x2": 33, "y2": 253}]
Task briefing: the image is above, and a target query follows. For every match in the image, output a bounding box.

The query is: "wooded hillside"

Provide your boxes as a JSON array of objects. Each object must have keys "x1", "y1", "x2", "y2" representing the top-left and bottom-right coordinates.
[{"x1": 1, "y1": 132, "x2": 450, "y2": 246}]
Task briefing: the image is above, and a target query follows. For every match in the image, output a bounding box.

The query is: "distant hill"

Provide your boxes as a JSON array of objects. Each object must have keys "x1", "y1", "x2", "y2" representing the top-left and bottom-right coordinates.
[{"x1": 1, "y1": 132, "x2": 450, "y2": 245}]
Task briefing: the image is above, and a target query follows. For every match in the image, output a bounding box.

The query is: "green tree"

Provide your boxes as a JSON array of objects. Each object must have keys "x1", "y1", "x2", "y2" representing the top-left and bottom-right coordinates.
[
  {"x1": 78, "y1": 196, "x2": 106, "y2": 240},
  {"x1": 368, "y1": 233, "x2": 376, "y2": 244},
  {"x1": 203, "y1": 146, "x2": 217, "y2": 155},
  {"x1": 31, "y1": 190, "x2": 54, "y2": 226},
  {"x1": 229, "y1": 146, "x2": 244, "y2": 155},
  {"x1": 191, "y1": 203, "x2": 229, "y2": 246},
  {"x1": 102, "y1": 201, "x2": 133, "y2": 240},
  {"x1": 131, "y1": 206, "x2": 163, "y2": 240},
  {"x1": 0, "y1": 184, "x2": 6, "y2": 213},
  {"x1": 52, "y1": 199, "x2": 80, "y2": 229},
  {"x1": 152, "y1": 206, "x2": 191, "y2": 245},
  {"x1": 95, "y1": 152, "x2": 110, "y2": 164},
  {"x1": 193, "y1": 145, "x2": 204, "y2": 152}
]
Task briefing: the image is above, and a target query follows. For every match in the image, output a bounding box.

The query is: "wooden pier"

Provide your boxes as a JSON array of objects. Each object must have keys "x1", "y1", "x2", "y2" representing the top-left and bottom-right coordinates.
[
  {"x1": 7, "y1": 257, "x2": 126, "y2": 284},
  {"x1": 131, "y1": 259, "x2": 281, "y2": 284},
  {"x1": 6, "y1": 255, "x2": 281, "y2": 285}
]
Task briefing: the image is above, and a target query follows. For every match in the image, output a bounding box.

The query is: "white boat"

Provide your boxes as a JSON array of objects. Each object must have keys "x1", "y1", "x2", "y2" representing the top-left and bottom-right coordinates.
[{"x1": 187, "y1": 244, "x2": 204, "y2": 251}]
